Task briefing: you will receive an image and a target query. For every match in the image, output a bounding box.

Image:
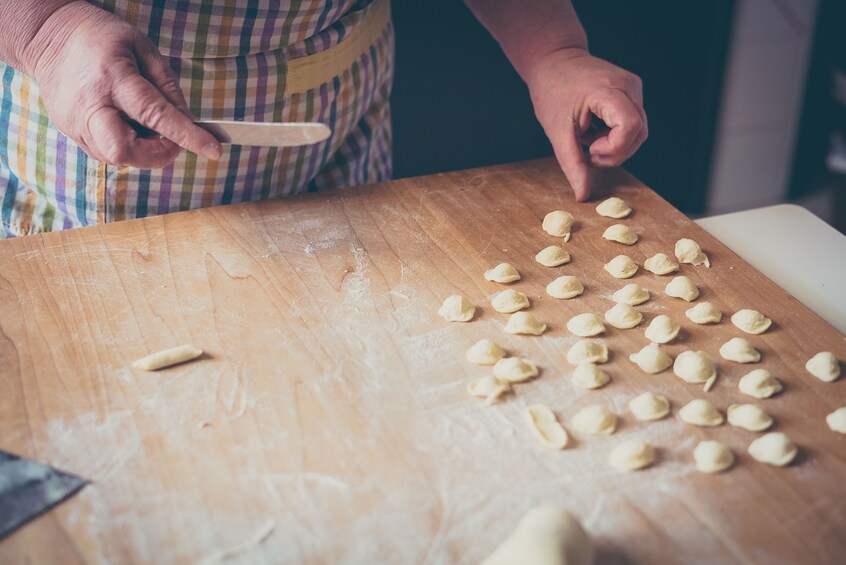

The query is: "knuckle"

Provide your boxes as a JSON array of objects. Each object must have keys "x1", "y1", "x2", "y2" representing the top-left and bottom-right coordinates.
[
  {"x1": 627, "y1": 73, "x2": 642, "y2": 90},
  {"x1": 137, "y1": 100, "x2": 172, "y2": 130}
]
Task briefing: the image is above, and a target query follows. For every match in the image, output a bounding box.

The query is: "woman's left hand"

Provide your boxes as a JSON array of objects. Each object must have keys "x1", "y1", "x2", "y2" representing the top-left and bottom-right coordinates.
[{"x1": 526, "y1": 47, "x2": 648, "y2": 201}]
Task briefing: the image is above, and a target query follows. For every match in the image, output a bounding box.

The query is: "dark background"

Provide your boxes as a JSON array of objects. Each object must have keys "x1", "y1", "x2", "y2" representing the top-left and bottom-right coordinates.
[{"x1": 390, "y1": 1, "x2": 735, "y2": 215}]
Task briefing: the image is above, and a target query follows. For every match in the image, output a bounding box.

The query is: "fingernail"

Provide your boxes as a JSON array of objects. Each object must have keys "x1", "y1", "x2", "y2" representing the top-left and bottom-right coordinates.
[{"x1": 201, "y1": 143, "x2": 221, "y2": 160}]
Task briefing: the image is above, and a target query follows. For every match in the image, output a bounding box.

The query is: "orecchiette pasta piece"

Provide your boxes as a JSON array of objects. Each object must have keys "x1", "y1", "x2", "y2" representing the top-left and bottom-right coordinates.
[
  {"x1": 628, "y1": 343, "x2": 672, "y2": 374},
  {"x1": 643, "y1": 252, "x2": 679, "y2": 275},
  {"x1": 546, "y1": 275, "x2": 584, "y2": 299},
  {"x1": 719, "y1": 337, "x2": 761, "y2": 363},
  {"x1": 694, "y1": 441, "x2": 733, "y2": 473},
  {"x1": 604, "y1": 255, "x2": 638, "y2": 279},
  {"x1": 674, "y1": 238, "x2": 710, "y2": 267},
  {"x1": 438, "y1": 295, "x2": 475, "y2": 322},
  {"x1": 731, "y1": 309, "x2": 771, "y2": 334},
  {"x1": 491, "y1": 289, "x2": 529, "y2": 313},
  {"x1": 685, "y1": 302, "x2": 722, "y2": 324},
  {"x1": 748, "y1": 432, "x2": 797, "y2": 466},
  {"x1": 596, "y1": 197, "x2": 632, "y2": 219},
  {"x1": 465, "y1": 339, "x2": 506, "y2": 365},
  {"x1": 566, "y1": 313, "x2": 606, "y2": 337},
  {"x1": 535, "y1": 245, "x2": 571, "y2": 267},
  {"x1": 609, "y1": 439, "x2": 654, "y2": 471},
  {"x1": 542, "y1": 210, "x2": 575, "y2": 241},
  {"x1": 493, "y1": 357, "x2": 539, "y2": 382},
  {"x1": 738, "y1": 369, "x2": 782, "y2": 399},
  {"x1": 602, "y1": 224, "x2": 638, "y2": 245},
  {"x1": 679, "y1": 399, "x2": 723, "y2": 427},
  {"x1": 665, "y1": 276, "x2": 699, "y2": 302},
  {"x1": 673, "y1": 350, "x2": 716, "y2": 384},
  {"x1": 504, "y1": 312, "x2": 547, "y2": 336},
  {"x1": 485, "y1": 262, "x2": 521, "y2": 283},
  {"x1": 644, "y1": 315, "x2": 679, "y2": 343},
  {"x1": 605, "y1": 303, "x2": 642, "y2": 329},
  {"x1": 567, "y1": 340, "x2": 609, "y2": 365},
  {"x1": 612, "y1": 283, "x2": 650, "y2": 305},
  {"x1": 805, "y1": 351, "x2": 841, "y2": 382}
]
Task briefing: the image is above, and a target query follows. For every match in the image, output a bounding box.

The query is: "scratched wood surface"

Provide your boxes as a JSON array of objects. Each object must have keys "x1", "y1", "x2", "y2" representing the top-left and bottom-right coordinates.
[{"x1": 0, "y1": 159, "x2": 845, "y2": 564}]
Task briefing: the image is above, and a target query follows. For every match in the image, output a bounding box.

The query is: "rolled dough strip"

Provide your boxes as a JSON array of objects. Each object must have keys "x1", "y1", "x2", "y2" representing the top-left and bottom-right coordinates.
[{"x1": 133, "y1": 344, "x2": 203, "y2": 371}]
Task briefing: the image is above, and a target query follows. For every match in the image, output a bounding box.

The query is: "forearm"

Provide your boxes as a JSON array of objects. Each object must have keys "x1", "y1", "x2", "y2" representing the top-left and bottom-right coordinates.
[
  {"x1": 464, "y1": 0, "x2": 588, "y2": 83},
  {"x1": 0, "y1": 0, "x2": 81, "y2": 73}
]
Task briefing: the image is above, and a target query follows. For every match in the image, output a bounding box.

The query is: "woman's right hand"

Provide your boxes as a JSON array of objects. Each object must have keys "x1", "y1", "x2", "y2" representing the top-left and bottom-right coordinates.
[{"x1": 24, "y1": 1, "x2": 221, "y2": 168}]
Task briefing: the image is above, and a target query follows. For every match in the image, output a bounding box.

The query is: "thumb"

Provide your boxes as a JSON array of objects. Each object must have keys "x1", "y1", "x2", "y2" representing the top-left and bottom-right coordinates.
[{"x1": 553, "y1": 119, "x2": 592, "y2": 201}]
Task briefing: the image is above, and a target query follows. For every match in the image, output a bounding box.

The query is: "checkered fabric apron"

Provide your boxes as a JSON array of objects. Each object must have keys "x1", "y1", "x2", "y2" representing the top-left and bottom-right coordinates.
[{"x1": 0, "y1": 0, "x2": 394, "y2": 238}]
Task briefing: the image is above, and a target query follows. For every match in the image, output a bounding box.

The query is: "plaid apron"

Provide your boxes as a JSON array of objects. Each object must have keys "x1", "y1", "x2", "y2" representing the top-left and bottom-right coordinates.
[{"x1": 0, "y1": 0, "x2": 394, "y2": 238}]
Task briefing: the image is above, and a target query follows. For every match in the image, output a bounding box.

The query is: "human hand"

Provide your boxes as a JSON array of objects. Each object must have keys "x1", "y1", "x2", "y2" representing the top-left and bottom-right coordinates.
[
  {"x1": 526, "y1": 48, "x2": 647, "y2": 201},
  {"x1": 25, "y1": 1, "x2": 221, "y2": 168}
]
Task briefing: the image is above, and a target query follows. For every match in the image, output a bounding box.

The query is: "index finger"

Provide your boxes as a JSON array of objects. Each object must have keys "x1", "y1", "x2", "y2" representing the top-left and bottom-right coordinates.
[
  {"x1": 112, "y1": 74, "x2": 222, "y2": 160},
  {"x1": 549, "y1": 116, "x2": 592, "y2": 201}
]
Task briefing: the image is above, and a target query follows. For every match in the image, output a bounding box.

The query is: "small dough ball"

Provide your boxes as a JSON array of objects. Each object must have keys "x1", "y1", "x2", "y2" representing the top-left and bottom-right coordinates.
[
  {"x1": 738, "y1": 369, "x2": 783, "y2": 399},
  {"x1": 629, "y1": 392, "x2": 670, "y2": 421},
  {"x1": 602, "y1": 224, "x2": 638, "y2": 245},
  {"x1": 467, "y1": 376, "x2": 511, "y2": 404},
  {"x1": 572, "y1": 363, "x2": 611, "y2": 389},
  {"x1": 546, "y1": 275, "x2": 584, "y2": 299},
  {"x1": 567, "y1": 313, "x2": 606, "y2": 337},
  {"x1": 826, "y1": 407, "x2": 846, "y2": 434},
  {"x1": 505, "y1": 312, "x2": 547, "y2": 336},
  {"x1": 612, "y1": 283, "x2": 650, "y2": 305},
  {"x1": 543, "y1": 210, "x2": 575, "y2": 241},
  {"x1": 604, "y1": 255, "x2": 638, "y2": 279},
  {"x1": 485, "y1": 262, "x2": 521, "y2": 284},
  {"x1": 491, "y1": 289, "x2": 530, "y2": 313},
  {"x1": 609, "y1": 439, "x2": 654, "y2": 471},
  {"x1": 572, "y1": 405, "x2": 616, "y2": 435},
  {"x1": 679, "y1": 399, "x2": 723, "y2": 427},
  {"x1": 719, "y1": 337, "x2": 761, "y2": 363},
  {"x1": 685, "y1": 302, "x2": 722, "y2": 324},
  {"x1": 665, "y1": 276, "x2": 699, "y2": 302},
  {"x1": 748, "y1": 432, "x2": 798, "y2": 466},
  {"x1": 805, "y1": 351, "x2": 841, "y2": 382},
  {"x1": 643, "y1": 252, "x2": 679, "y2": 275},
  {"x1": 567, "y1": 340, "x2": 609, "y2": 365},
  {"x1": 644, "y1": 315, "x2": 680, "y2": 344},
  {"x1": 525, "y1": 404, "x2": 569, "y2": 449},
  {"x1": 675, "y1": 238, "x2": 710, "y2": 267},
  {"x1": 481, "y1": 506, "x2": 593, "y2": 565},
  {"x1": 727, "y1": 403, "x2": 773, "y2": 432},
  {"x1": 466, "y1": 339, "x2": 506, "y2": 365},
  {"x1": 535, "y1": 245, "x2": 571, "y2": 267},
  {"x1": 493, "y1": 357, "x2": 539, "y2": 383},
  {"x1": 596, "y1": 197, "x2": 632, "y2": 219},
  {"x1": 694, "y1": 440, "x2": 733, "y2": 473},
  {"x1": 438, "y1": 295, "x2": 475, "y2": 322},
  {"x1": 731, "y1": 309, "x2": 772, "y2": 335},
  {"x1": 673, "y1": 350, "x2": 716, "y2": 384},
  {"x1": 629, "y1": 343, "x2": 672, "y2": 374},
  {"x1": 604, "y1": 303, "x2": 643, "y2": 329}
]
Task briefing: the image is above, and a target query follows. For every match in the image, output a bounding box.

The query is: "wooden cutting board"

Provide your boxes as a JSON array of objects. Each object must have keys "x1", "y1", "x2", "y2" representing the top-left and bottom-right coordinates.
[{"x1": 1, "y1": 159, "x2": 844, "y2": 564}]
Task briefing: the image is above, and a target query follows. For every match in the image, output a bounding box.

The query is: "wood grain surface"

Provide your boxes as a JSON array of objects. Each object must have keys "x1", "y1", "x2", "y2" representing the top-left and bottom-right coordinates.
[{"x1": 1, "y1": 159, "x2": 845, "y2": 564}]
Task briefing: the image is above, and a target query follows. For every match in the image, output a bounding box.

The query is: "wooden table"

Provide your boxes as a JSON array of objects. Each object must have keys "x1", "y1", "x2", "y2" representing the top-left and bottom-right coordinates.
[{"x1": 1, "y1": 159, "x2": 844, "y2": 564}]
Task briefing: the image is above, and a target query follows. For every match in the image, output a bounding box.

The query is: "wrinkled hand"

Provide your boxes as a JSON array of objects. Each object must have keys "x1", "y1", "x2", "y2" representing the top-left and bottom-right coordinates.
[
  {"x1": 26, "y1": 1, "x2": 221, "y2": 168},
  {"x1": 526, "y1": 48, "x2": 647, "y2": 201}
]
